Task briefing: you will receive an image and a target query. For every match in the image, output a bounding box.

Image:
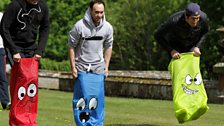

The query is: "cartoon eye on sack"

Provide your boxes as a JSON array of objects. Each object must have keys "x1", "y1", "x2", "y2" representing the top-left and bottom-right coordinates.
[
  {"x1": 18, "y1": 87, "x2": 26, "y2": 100},
  {"x1": 185, "y1": 74, "x2": 193, "y2": 85},
  {"x1": 89, "y1": 98, "x2": 97, "y2": 110},
  {"x1": 28, "y1": 84, "x2": 37, "y2": 97},
  {"x1": 194, "y1": 74, "x2": 202, "y2": 85},
  {"x1": 76, "y1": 98, "x2": 85, "y2": 111}
]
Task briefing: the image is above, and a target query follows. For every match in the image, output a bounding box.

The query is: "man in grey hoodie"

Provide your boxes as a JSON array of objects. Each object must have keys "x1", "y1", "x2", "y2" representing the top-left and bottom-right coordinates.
[
  {"x1": 68, "y1": 0, "x2": 113, "y2": 125},
  {"x1": 68, "y1": 0, "x2": 113, "y2": 77}
]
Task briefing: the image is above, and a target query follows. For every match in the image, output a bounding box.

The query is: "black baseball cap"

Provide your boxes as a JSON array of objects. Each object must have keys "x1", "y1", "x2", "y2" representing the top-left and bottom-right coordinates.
[{"x1": 185, "y1": 3, "x2": 201, "y2": 16}]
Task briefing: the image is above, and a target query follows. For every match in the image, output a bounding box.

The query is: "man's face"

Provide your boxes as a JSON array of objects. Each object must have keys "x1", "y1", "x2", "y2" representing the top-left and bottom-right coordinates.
[
  {"x1": 26, "y1": 0, "x2": 40, "y2": 5},
  {"x1": 91, "y1": 3, "x2": 104, "y2": 25},
  {"x1": 186, "y1": 15, "x2": 200, "y2": 28}
]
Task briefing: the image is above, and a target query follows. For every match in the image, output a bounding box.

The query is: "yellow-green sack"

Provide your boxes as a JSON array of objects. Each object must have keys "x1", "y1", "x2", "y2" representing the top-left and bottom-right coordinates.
[{"x1": 168, "y1": 52, "x2": 209, "y2": 123}]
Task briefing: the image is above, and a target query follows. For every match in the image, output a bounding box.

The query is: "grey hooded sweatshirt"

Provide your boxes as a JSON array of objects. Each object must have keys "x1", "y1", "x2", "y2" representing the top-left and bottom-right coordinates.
[{"x1": 68, "y1": 8, "x2": 113, "y2": 74}]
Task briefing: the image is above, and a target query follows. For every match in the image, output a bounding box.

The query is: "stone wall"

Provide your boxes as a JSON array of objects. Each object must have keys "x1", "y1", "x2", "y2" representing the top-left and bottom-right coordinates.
[
  {"x1": 37, "y1": 70, "x2": 223, "y2": 104},
  {"x1": 104, "y1": 71, "x2": 172, "y2": 100},
  {"x1": 5, "y1": 64, "x2": 223, "y2": 104}
]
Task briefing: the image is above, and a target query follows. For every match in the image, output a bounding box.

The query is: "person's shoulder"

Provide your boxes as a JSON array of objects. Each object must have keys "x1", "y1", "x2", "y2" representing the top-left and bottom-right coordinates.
[
  {"x1": 104, "y1": 21, "x2": 113, "y2": 30},
  {"x1": 39, "y1": 0, "x2": 49, "y2": 9},
  {"x1": 75, "y1": 19, "x2": 84, "y2": 26},
  {"x1": 199, "y1": 11, "x2": 208, "y2": 21},
  {"x1": 168, "y1": 11, "x2": 184, "y2": 23},
  {"x1": 105, "y1": 21, "x2": 112, "y2": 26},
  {"x1": 6, "y1": 0, "x2": 20, "y2": 9},
  {"x1": 72, "y1": 19, "x2": 84, "y2": 30},
  {"x1": 3, "y1": 0, "x2": 21, "y2": 14}
]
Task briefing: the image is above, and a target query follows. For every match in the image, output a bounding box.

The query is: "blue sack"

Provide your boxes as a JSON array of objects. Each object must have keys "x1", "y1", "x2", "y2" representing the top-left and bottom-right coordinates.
[{"x1": 73, "y1": 72, "x2": 105, "y2": 126}]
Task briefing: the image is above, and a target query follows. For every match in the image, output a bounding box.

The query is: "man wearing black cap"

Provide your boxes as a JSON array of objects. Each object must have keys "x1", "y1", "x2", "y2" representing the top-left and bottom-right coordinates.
[
  {"x1": 154, "y1": 3, "x2": 210, "y2": 123},
  {"x1": 154, "y1": 3, "x2": 209, "y2": 59}
]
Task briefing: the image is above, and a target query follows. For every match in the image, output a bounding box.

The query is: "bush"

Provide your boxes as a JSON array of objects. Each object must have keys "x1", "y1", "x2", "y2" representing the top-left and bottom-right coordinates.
[
  {"x1": 39, "y1": 58, "x2": 70, "y2": 72},
  {"x1": 0, "y1": 0, "x2": 10, "y2": 11}
]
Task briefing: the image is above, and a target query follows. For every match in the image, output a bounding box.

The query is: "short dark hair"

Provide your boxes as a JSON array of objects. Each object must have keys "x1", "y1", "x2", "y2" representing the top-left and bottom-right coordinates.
[{"x1": 89, "y1": 0, "x2": 105, "y2": 9}]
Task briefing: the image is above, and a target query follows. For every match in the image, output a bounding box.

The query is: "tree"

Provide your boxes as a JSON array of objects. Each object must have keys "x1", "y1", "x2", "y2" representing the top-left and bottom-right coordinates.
[
  {"x1": 1, "y1": 0, "x2": 223, "y2": 79},
  {"x1": 107, "y1": 0, "x2": 190, "y2": 70},
  {"x1": 45, "y1": 0, "x2": 89, "y2": 61},
  {"x1": 0, "y1": 0, "x2": 10, "y2": 11}
]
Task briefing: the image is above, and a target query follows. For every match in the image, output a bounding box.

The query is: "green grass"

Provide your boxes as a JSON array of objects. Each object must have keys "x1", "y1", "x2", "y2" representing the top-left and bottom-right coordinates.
[{"x1": 0, "y1": 89, "x2": 224, "y2": 126}]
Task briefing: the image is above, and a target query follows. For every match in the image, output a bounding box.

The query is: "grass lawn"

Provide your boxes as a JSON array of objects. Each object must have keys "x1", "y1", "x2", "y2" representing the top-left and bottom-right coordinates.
[{"x1": 0, "y1": 89, "x2": 224, "y2": 126}]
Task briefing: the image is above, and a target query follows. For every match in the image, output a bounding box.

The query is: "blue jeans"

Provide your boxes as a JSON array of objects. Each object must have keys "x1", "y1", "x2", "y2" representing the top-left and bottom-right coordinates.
[{"x1": 0, "y1": 48, "x2": 10, "y2": 108}]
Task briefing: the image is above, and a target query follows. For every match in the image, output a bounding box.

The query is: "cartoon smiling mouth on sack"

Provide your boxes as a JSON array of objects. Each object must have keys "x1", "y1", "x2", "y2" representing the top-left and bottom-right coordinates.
[
  {"x1": 182, "y1": 84, "x2": 198, "y2": 95},
  {"x1": 80, "y1": 112, "x2": 90, "y2": 123}
]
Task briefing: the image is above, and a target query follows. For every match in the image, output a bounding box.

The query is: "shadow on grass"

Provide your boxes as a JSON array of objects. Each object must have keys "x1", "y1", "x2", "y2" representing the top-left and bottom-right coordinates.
[{"x1": 106, "y1": 124, "x2": 160, "y2": 126}]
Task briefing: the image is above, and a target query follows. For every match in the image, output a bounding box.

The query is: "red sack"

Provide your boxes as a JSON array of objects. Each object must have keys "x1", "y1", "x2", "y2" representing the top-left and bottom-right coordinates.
[{"x1": 9, "y1": 58, "x2": 39, "y2": 126}]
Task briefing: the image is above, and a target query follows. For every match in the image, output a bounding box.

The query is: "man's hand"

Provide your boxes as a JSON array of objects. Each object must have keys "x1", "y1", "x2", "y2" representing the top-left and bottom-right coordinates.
[
  {"x1": 171, "y1": 50, "x2": 180, "y2": 59},
  {"x1": 72, "y1": 67, "x2": 78, "y2": 79},
  {"x1": 34, "y1": 54, "x2": 42, "y2": 61},
  {"x1": 13, "y1": 53, "x2": 21, "y2": 62},
  {"x1": 193, "y1": 47, "x2": 201, "y2": 57},
  {"x1": 105, "y1": 67, "x2": 109, "y2": 78}
]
